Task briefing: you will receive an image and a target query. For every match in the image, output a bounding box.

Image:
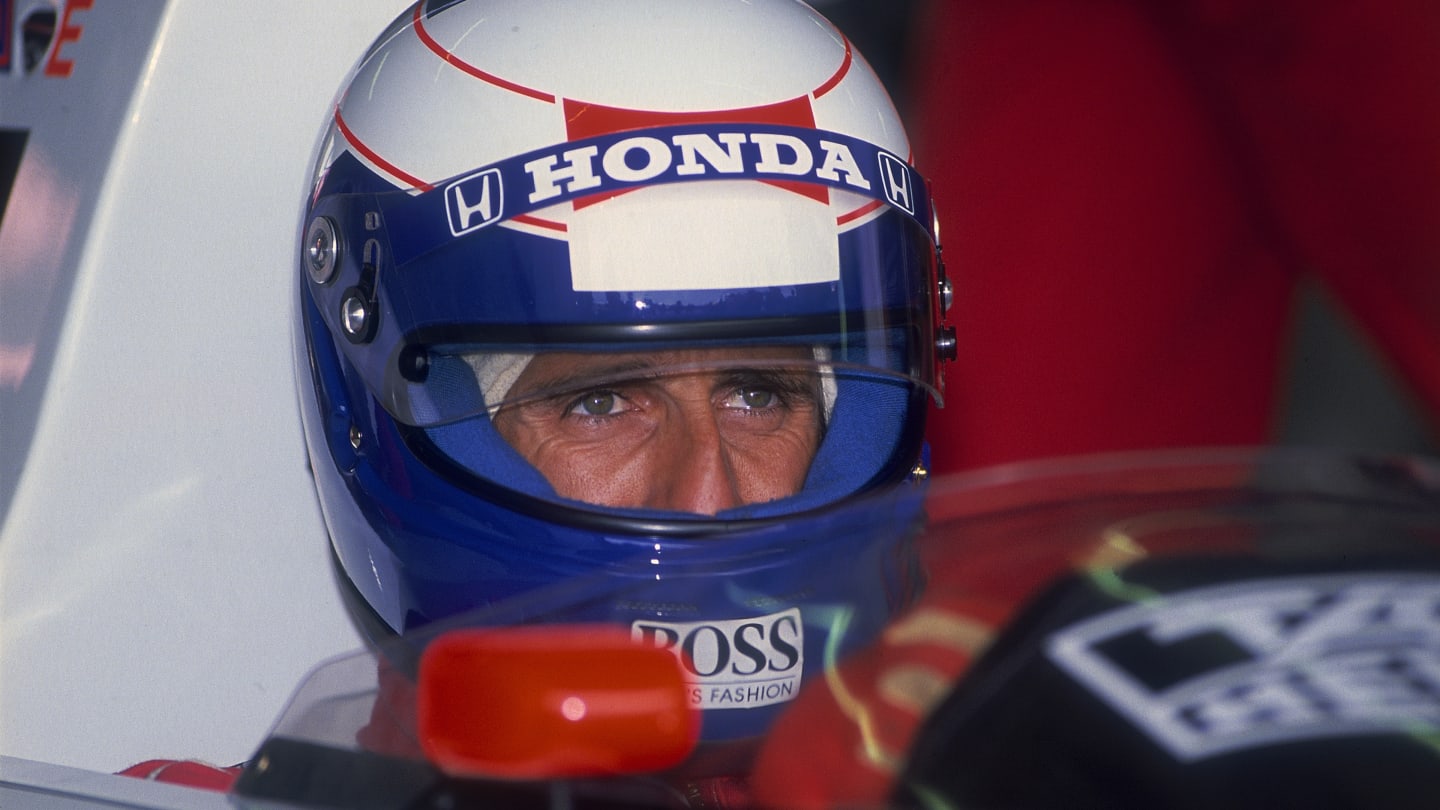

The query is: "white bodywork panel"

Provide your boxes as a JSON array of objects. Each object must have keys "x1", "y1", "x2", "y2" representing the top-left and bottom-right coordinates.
[{"x1": 1, "y1": 0, "x2": 409, "y2": 773}]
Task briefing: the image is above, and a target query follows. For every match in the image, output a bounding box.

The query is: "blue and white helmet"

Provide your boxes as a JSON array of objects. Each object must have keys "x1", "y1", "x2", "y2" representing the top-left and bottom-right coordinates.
[{"x1": 295, "y1": 0, "x2": 954, "y2": 744}]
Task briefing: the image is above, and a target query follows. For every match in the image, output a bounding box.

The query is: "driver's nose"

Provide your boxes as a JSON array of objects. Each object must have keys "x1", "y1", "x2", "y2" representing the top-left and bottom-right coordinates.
[{"x1": 649, "y1": 398, "x2": 742, "y2": 516}]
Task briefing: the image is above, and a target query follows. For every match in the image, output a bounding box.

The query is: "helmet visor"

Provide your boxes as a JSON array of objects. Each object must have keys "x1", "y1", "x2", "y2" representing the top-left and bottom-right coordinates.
[{"x1": 414, "y1": 332, "x2": 927, "y2": 517}]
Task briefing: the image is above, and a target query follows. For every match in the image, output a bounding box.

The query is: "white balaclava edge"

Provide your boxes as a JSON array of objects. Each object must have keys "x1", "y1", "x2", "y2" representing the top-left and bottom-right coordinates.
[{"x1": 467, "y1": 349, "x2": 838, "y2": 420}]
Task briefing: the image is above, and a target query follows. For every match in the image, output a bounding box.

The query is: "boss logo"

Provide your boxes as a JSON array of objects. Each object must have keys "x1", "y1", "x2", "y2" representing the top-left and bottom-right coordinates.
[{"x1": 633, "y1": 608, "x2": 804, "y2": 709}]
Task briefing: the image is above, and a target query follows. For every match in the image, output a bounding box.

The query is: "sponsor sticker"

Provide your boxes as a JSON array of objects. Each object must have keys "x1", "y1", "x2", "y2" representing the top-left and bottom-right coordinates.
[
  {"x1": 1047, "y1": 573, "x2": 1440, "y2": 761},
  {"x1": 444, "y1": 167, "x2": 503, "y2": 236},
  {"x1": 877, "y1": 151, "x2": 915, "y2": 215},
  {"x1": 633, "y1": 608, "x2": 804, "y2": 710},
  {"x1": 389, "y1": 123, "x2": 931, "y2": 270}
]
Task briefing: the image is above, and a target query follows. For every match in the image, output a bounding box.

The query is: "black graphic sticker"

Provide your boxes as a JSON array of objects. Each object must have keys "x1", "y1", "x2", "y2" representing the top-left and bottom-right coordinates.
[{"x1": 1047, "y1": 574, "x2": 1440, "y2": 761}]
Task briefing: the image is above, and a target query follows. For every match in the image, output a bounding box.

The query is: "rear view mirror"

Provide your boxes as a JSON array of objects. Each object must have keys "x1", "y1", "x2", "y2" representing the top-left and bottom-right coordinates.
[{"x1": 417, "y1": 625, "x2": 700, "y2": 780}]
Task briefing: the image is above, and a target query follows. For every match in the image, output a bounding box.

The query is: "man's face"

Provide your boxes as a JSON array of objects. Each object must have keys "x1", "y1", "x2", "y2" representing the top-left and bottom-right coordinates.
[{"x1": 492, "y1": 346, "x2": 824, "y2": 515}]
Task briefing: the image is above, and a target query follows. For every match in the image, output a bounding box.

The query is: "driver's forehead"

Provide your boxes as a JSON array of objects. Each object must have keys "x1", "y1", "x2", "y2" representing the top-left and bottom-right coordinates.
[{"x1": 513, "y1": 346, "x2": 816, "y2": 388}]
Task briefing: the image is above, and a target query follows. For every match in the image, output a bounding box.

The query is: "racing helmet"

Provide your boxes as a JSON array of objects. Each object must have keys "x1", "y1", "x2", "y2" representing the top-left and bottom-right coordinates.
[{"x1": 295, "y1": 0, "x2": 954, "y2": 744}]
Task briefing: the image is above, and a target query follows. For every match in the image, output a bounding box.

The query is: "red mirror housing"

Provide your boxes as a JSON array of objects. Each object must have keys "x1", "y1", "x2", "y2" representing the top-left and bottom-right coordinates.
[{"x1": 417, "y1": 625, "x2": 701, "y2": 780}]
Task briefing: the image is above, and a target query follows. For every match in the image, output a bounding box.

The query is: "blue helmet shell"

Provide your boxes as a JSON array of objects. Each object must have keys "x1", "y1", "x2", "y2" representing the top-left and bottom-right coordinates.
[{"x1": 294, "y1": 0, "x2": 951, "y2": 744}]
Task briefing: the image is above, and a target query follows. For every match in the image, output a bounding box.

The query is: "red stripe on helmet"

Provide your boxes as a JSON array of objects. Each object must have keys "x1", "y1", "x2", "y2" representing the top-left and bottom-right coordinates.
[
  {"x1": 334, "y1": 107, "x2": 434, "y2": 191},
  {"x1": 561, "y1": 97, "x2": 829, "y2": 207},
  {"x1": 512, "y1": 214, "x2": 568, "y2": 232},
  {"x1": 412, "y1": 5, "x2": 557, "y2": 104},
  {"x1": 811, "y1": 35, "x2": 852, "y2": 99},
  {"x1": 836, "y1": 198, "x2": 885, "y2": 226}
]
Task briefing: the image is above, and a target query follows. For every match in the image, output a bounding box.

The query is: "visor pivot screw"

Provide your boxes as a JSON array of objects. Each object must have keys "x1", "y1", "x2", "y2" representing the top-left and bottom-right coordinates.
[
  {"x1": 305, "y1": 216, "x2": 340, "y2": 285},
  {"x1": 341, "y1": 294, "x2": 370, "y2": 337},
  {"x1": 340, "y1": 265, "x2": 380, "y2": 344},
  {"x1": 910, "y1": 462, "x2": 930, "y2": 481},
  {"x1": 349, "y1": 424, "x2": 363, "y2": 450},
  {"x1": 936, "y1": 326, "x2": 958, "y2": 362},
  {"x1": 399, "y1": 346, "x2": 430, "y2": 383}
]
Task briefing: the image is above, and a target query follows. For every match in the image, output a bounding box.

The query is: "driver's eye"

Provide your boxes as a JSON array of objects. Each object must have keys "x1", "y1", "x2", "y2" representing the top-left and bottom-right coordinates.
[
  {"x1": 740, "y1": 388, "x2": 776, "y2": 408},
  {"x1": 574, "y1": 391, "x2": 619, "y2": 416}
]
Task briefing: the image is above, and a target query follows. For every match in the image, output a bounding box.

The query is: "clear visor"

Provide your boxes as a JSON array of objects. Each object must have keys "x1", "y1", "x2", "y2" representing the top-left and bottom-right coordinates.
[
  {"x1": 396, "y1": 334, "x2": 928, "y2": 428},
  {"x1": 412, "y1": 337, "x2": 930, "y2": 517},
  {"x1": 478, "y1": 346, "x2": 838, "y2": 419}
]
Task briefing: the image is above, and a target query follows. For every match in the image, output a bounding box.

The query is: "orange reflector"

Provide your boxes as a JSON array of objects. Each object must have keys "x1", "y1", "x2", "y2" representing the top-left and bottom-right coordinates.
[{"x1": 417, "y1": 625, "x2": 700, "y2": 780}]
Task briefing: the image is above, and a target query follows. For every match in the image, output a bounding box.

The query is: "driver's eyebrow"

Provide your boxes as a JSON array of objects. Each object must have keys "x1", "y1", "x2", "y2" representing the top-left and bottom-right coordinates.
[
  {"x1": 500, "y1": 351, "x2": 825, "y2": 412},
  {"x1": 507, "y1": 359, "x2": 659, "y2": 402},
  {"x1": 712, "y1": 367, "x2": 822, "y2": 403}
]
